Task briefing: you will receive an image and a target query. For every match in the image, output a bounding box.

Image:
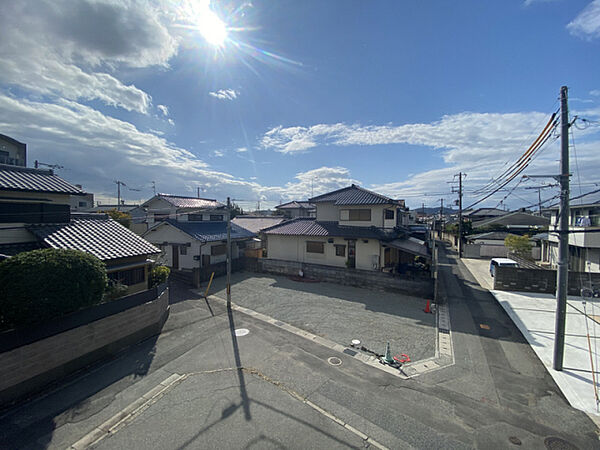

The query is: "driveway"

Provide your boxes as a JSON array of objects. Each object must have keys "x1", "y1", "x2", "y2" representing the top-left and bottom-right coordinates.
[{"x1": 206, "y1": 272, "x2": 437, "y2": 362}]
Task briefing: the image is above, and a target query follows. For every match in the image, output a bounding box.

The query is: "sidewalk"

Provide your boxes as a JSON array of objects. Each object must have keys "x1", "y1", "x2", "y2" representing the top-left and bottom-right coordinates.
[{"x1": 462, "y1": 258, "x2": 600, "y2": 417}]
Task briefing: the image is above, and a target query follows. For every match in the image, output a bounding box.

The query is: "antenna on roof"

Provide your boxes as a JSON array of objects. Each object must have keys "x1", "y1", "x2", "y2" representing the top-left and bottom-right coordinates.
[{"x1": 34, "y1": 160, "x2": 64, "y2": 170}]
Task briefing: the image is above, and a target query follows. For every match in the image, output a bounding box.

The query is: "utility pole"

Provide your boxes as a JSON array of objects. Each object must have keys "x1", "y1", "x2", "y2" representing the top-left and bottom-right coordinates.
[
  {"x1": 439, "y1": 198, "x2": 444, "y2": 239},
  {"x1": 115, "y1": 181, "x2": 126, "y2": 210},
  {"x1": 226, "y1": 197, "x2": 232, "y2": 307},
  {"x1": 151, "y1": 181, "x2": 156, "y2": 196},
  {"x1": 451, "y1": 173, "x2": 464, "y2": 257},
  {"x1": 554, "y1": 85, "x2": 571, "y2": 371}
]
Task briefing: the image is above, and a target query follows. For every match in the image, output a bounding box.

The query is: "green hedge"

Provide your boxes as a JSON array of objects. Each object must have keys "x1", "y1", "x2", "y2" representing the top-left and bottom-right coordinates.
[
  {"x1": 0, "y1": 249, "x2": 107, "y2": 331},
  {"x1": 151, "y1": 265, "x2": 170, "y2": 287}
]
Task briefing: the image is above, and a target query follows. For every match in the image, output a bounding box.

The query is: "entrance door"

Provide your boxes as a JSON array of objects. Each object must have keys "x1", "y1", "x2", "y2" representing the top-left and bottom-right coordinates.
[
  {"x1": 202, "y1": 254, "x2": 211, "y2": 268},
  {"x1": 347, "y1": 240, "x2": 356, "y2": 268},
  {"x1": 172, "y1": 245, "x2": 179, "y2": 270}
]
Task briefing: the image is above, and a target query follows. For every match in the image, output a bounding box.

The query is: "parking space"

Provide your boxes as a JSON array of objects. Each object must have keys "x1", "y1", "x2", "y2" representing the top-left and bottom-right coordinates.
[{"x1": 205, "y1": 272, "x2": 437, "y2": 362}]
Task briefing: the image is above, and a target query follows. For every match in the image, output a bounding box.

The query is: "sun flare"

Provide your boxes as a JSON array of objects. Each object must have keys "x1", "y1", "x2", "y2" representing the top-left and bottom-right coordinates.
[{"x1": 195, "y1": 1, "x2": 227, "y2": 46}]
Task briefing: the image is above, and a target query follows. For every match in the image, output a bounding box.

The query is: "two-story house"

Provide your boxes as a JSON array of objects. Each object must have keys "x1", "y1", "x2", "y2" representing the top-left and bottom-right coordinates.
[
  {"x1": 274, "y1": 201, "x2": 316, "y2": 219},
  {"x1": 141, "y1": 194, "x2": 255, "y2": 270},
  {"x1": 0, "y1": 134, "x2": 26, "y2": 167},
  {"x1": 544, "y1": 198, "x2": 600, "y2": 272},
  {"x1": 263, "y1": 185, "x2": 429, "y2": 271},
  {"x1": 0, "y1": 164, "x2": 160, "y2": 294}
]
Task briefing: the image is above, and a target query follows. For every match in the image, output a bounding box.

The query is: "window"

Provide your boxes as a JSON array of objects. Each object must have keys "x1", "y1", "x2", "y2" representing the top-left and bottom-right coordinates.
[
  {"x1": 340, "y1": 209, "x2": 349, "y2": 221},
  {"x1": 188, "y1": 214, "x2": 204, "y2": 221},
  {"x1": 306, "y1": 241, "x2": 324, "y2": 253},
  {"x1": 211, "y1": 244, "x2": 226, "y2": 255},
  {"x1": 180, "y1": 245, "x2": 187, "y2": 255},
  {"x1": 345, "y1": 209, "x2": 371, "y2": 221},
  {"x1": 385, "y1": 209, "x2": 394, "y2": 220},
  {"x1": 335, "y1": 244, "x2": 346, "y2": 257},
  {"x1": 78, "y1": 201, "x2": 87, "y2": 207},
  {"x1": 210, "y1": 214, "x2": 224, "y2": 221},
  {"x1": 108, "y1": 267, "x2": 145, "y2": 286}
]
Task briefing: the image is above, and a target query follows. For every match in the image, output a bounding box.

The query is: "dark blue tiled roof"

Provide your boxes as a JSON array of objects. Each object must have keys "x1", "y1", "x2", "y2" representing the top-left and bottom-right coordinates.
[
  {"x1": 0, "y1": 165, "x2": 84, "y2": 195},
  {"x1": 263, "y1": 218, "x2": 399, "y2": 240},
  {"x1": 29, "y1": 217, "x2": 160, "y2": 261},
  {"x1": 309, "y1": 184, "x2": 398, "y2": 205},
  {"x1": 164, "y1": 219, "x2": 256, "y2": 242}
]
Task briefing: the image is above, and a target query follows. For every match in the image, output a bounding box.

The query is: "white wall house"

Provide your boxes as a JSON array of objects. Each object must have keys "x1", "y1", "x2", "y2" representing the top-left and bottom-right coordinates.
[
  {"x1": 545, "y1": 201, "x2": 600, "y2": 272},
  {"x1": 264, "y1": 185, "x2": 429, "y2": 272},
  {"x1": 141, "y1": 194, "x2": 255, "y2": 270}
]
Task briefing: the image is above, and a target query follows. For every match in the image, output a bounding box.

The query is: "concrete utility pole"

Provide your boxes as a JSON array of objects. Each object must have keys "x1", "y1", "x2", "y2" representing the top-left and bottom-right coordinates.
[
  {"x1": 453, "y1": 173, "x2": 464, "y2": 258},
  {"x1": 554, "y1": 86, "x2": 571, "y2": 371},
  {"x1": 226, "y1": 197, "x2": 232, "y2": 307},
  {"x1": 115, "y1": 180, "x2": 126, "y2": 211}
]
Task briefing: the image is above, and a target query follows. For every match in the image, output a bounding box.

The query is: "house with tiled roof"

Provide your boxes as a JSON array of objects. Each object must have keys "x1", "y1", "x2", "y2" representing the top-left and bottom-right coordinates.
[
  {"x1": 0, "y1": 164, "x2": 160, "y2": 294},
  {"x1": 263, "y1": 184, "x2": 427, "y2": 271},
  {"x1": 141, "y1": 194, "x2": 255, "y2": 270},
  {"x1": 274, "y1": 200, "x2": 315, "y2": 219}
]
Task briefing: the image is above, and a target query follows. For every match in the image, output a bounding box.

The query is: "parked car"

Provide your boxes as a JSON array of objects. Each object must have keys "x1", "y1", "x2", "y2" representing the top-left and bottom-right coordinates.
[{"x1": 489, "y1": 258, "x2": 518, "y2": 277}]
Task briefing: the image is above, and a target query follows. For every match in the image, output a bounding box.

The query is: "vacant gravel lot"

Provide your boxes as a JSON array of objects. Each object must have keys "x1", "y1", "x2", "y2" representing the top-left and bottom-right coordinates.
[{"x1": 208, "y1": 272, "x2": 436, "y2": 362}]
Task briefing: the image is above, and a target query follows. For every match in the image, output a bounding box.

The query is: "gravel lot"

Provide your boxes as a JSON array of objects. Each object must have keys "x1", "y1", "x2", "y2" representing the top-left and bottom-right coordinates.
[{"x1": 207, "y1": 272, "x2": 436, "y2": 362}]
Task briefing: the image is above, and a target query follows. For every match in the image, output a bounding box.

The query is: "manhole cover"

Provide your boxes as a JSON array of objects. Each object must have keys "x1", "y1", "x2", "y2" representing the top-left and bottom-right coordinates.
[
  {"x1": 328, "y1": 357, "x2": 342, "y2": 366},
  {"x1": 544, "y1": 437, "x2": 579, "y2": 450},
  {"x1": 234, "y1": 328, "x2": 249, "y2": 337},
  {"x1": 509, "y1": 436, "x2": 522, "y2": 445}
]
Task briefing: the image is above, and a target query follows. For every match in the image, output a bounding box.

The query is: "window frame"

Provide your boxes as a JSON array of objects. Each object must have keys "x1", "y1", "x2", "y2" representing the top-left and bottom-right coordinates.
[
  {"x1": 211, "y1": 243, "x2": 226, "y2": 256},
  {"x1": 306, "y1": 241, "x2": 325, "y2": 254},
  {"x1": 335, "y1": 244, "x2": 346, "y2": 257}
]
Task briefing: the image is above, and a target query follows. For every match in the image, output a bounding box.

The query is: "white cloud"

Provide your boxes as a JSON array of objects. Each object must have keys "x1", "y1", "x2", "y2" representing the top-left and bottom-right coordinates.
[
  {"x1": 567, "y1": 0, "x2": 600, "y2": 40},
  {"x1": 236, "y1": 147, "x2": 248, "y2": 152},
  {"x1": 0, "y1": 0, "x2": 179, "y2": 114},
  {"x1": 212, "y1": 150, "x2": 225, "y2": 157},
  {"x1": 157, "y1": 105, "x2": 170, "y2": 116},
  {"x1": 209, "y1": 89, "x2": 239, "y2": 100},
  {"x1": 591, "y1": 90, "x2": 600, "y2": 96},
  {"x1": 523, "y1": 0, "x2": 559, "y2": 6},
  {"x1": 260, "y1": 112, "x2": 553, "y2": 165}
]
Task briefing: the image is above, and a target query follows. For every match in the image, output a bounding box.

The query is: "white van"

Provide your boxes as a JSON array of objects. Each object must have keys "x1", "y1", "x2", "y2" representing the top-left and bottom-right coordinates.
[{"x1": 489, "y1": 258, "x2": 518, "y2": 277}]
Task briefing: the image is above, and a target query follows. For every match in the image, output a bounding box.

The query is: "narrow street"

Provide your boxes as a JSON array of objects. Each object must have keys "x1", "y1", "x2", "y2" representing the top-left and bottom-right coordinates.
[{"x1": 1, "y1": 246, "x2": 598, "y2": 449}]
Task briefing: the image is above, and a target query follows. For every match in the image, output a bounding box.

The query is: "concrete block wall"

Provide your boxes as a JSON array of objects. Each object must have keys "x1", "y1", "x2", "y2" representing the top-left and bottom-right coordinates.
[
  {"x1": 256, "y1": 258, "x2": 433, "y2": 298},
  {"x1": 0, "y1": 288, "x2": 169, "y2": 406},
  {"x1": 494, "y1": 266, "x2": 600, "y2": 295}
]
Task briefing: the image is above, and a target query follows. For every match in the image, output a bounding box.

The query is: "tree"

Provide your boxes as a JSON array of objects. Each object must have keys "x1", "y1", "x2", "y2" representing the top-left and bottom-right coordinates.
[
  {"x1": 0, "y1": 249, "x2": 107, "y2": 330},
  {"x1": 101, "y1": 209, "x2": 131, "y2": 228},
  {"x1": 230, "y1": 202, "x2": 244, "y2": 219},
  {"x1": 504, "y1": 234, "x2": 533, "y2": 260}
]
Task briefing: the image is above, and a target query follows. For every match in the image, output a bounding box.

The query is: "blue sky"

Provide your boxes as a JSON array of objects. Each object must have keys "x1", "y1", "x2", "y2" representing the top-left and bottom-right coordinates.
[{"x1": 0, "y1": 0, "x2": 599, "y2": 210}]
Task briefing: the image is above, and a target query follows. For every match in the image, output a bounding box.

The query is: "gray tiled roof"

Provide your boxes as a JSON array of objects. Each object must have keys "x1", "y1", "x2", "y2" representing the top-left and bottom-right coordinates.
[
  {"x1": 29, "y1": 217, "x2": 160, "y2": 261},
  {"x1": 232, "y1": 216, "x2": 287, "y2": 234},
  {"x1": 309, "y1": 184, "x2": 398, "y2": 205},
  {"x1": 263, "y1": 218, "x2": 389, "y2": 239},
  {"x1": 0, "y1": 165, "x2": 84, "y2": 195},
  {"x1": 156, "y1": 194, "x2": 224, "y2": 209},
  {"x1": 473, "y1": 212, "x2": 549, "y2": 228},
  {"x1": 275, "y1": 201, "x2": 315, "y2": 210},
  {"x1": 160, "y1": 219, "x2": 256, "y2": 242}
]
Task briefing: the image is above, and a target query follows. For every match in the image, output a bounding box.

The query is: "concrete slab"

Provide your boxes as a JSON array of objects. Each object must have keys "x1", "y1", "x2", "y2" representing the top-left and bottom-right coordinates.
[
  {"x1": 491, "y1": 290, "x2": 600, "y2": 417},
  {"x1": 460, "y1": 257, "x2": 600, "y2": 417}
]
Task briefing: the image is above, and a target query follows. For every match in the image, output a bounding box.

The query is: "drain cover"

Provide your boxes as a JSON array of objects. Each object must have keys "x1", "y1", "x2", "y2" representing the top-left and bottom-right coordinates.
[
  {"x1": 544, "y1": 437, "x2": 579, "y2": 450},
  {"x1": 328, "y1": 357, "x2": 342, "y2": 366},
  {"x1": 508, "y1": 436, "x2": 522, "y2": 445},
  {"x1": 234, "y1": 328, "x2": 249, "y2": 337}
]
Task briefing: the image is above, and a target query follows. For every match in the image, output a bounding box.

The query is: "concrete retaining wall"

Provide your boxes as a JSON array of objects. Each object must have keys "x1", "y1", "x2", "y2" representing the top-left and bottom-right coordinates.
[
  {"x1": 0, "y1": 285, "x2": 169, "y2": 406},
  {"x1": 493, "y1": 266, "x2": 600, "y2": 295},
  {"x1": 255, "y1": 258, "x2": 433, "y2": 298}
]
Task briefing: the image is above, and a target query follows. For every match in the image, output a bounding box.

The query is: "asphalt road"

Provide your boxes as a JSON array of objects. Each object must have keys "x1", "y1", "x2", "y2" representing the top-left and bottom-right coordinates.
[{"x1": 1, "y1": 245, "x2": 598, "y2": 449}]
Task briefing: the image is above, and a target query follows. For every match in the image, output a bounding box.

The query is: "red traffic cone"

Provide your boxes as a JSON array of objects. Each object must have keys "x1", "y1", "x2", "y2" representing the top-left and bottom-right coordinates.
[{"x1": 424, "y1": 300, "x2": 432, "y2": 314}]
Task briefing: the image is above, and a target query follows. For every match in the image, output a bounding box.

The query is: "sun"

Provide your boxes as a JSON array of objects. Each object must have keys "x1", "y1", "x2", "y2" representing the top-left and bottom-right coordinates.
[{"x1": 195, "y1": 2, "x2": 228, "y2": 46}]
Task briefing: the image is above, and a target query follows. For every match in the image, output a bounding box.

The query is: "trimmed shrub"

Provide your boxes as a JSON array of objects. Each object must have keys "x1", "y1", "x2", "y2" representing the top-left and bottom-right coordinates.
[
  {"x1": 151, "y1": 265, "x2": 170, "y2": 287},
  {"x1": 0, "y1": 248, "x2": 107, "y2": 331},
  {"x1": 103, "y1": 280, "x2": 129, "y2": 301}
]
